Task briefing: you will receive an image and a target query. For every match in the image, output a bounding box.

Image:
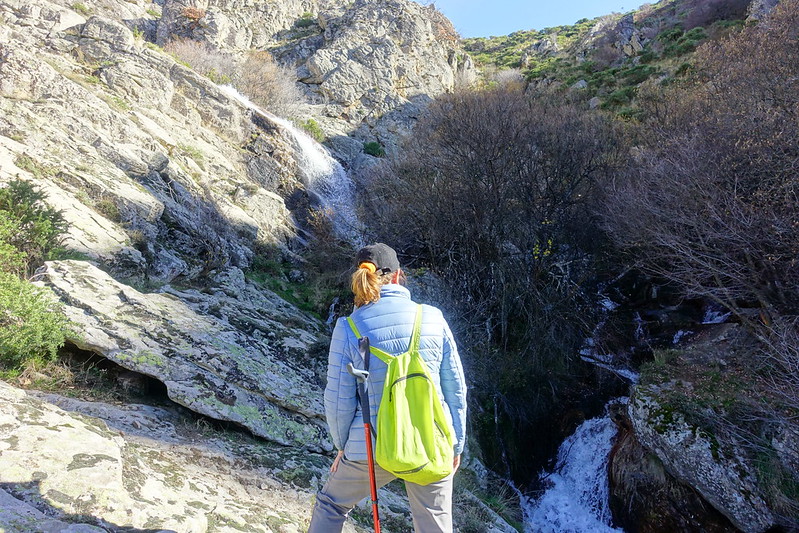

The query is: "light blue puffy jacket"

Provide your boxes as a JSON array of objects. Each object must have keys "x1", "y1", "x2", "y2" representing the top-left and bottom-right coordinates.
[{"x1": 324, "y1": 284, "x2": 467, "y2": 462}]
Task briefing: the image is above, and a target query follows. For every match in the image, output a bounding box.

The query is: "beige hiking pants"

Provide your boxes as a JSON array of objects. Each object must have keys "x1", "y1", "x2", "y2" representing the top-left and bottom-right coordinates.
[{"x1": 307, "y1": 456, "x2": 454, "y2": 532}]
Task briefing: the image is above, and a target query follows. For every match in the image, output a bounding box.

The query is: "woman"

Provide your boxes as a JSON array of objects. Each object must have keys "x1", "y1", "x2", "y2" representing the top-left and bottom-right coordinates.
[{"x1": 308, "y1": 243, "x2": 467, "y2": 532}]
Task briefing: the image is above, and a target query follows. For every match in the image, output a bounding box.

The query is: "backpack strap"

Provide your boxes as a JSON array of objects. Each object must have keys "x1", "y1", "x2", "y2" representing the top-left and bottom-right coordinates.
[
  {"x1": 347, "y1": 317, "x2": 393, "y2": 364},
  {"x1": 346, "y1": 305, "x2": 424, "y2": 363},
  {"x1": 409, "y1": 305, "x2": 423, "y2": 353}
]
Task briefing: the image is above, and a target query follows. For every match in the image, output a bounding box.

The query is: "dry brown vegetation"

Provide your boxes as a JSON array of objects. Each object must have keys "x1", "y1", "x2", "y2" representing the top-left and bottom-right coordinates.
[
  {"x1": 602, "y1": 2, "x2": 799, "y2": 523},
  {"x1": 604, "y1": 1, "x2": 799, "y2": 326},
  {"x1": 164, "y1": 39, "x2": 304, "y2": 117}
]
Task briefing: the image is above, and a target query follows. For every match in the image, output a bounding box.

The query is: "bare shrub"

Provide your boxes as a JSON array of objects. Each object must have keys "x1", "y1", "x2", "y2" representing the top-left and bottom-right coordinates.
[
  {"x1": 164, "y1": 38, "x2": 235, "y2": 83},
  {"x1": 491, "y1": 68, "x2": 524, "y2": 88},
  {"x1": 759, "y1": 318, "x2": 799, "y2": 418},
  {"x1": 591, "y1": 42, "x2": 620, "y2": 67},
  {"x1": 360, "y1": 86, "x2": 627, "y2": 479},
  {"x1": 233, "y1": 51, "x2": 304, "y2": 118},
  {"x1": 180, "y1": 6, "x2": 205, "y2": 21}
]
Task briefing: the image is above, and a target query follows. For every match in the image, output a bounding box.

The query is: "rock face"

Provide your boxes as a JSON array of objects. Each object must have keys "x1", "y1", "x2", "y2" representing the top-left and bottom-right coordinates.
[
  {"x1": 156, "y1": 0, "x2": 323, "y2": 50},
  {"x1": 1, "y1": 0, "x2": 311, "y2": 285},
  {"x1": 0, "y1": 380, "x2": 362, "y2": 532},
  {"x1": 298, "y1": 0, "x2": 470, "y2": 121},
  {"x1": 156, "y1": 0, "x2": 476, "y2": 158},
  {"x1": 608, "y1": 406, "x2": 738, "y2": 533},
  {"x1": 628, "y1": 386, "x2": 775, "y2": 532},
  {"x1": 42, "y1": 260, "x2": 330, "y2": 452}
]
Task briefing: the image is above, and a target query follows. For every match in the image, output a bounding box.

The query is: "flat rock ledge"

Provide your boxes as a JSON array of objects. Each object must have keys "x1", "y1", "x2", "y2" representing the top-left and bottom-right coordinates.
[
  {"x1": 0, "y1": 380, "x2": 367, "y2": 533},
  {"x1": 41, "y1": 260, "x2": 331, "y2": 452}
]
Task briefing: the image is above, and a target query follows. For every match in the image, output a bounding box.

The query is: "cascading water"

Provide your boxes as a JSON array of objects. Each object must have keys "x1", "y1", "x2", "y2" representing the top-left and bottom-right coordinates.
[
  {"x1": 218, "y1": 85, "x2": 364, "y2": 244},
  {"x1": 523, "y1": 400, "x2": 627, "y2": 533},
  {"x1": 269, "y1": 115, "x2": 364, "y2": 244}
]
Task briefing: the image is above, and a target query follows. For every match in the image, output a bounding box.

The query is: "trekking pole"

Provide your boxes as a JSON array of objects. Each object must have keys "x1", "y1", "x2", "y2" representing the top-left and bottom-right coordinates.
[{"x1": 347, "y1": 336, "x2": 381, "y2": 533}]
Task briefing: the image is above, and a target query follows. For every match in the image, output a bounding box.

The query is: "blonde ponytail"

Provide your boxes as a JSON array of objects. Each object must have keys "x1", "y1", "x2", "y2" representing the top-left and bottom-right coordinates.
[{"x1": 352, "y1": 266, "x2": 383, "y2": 307}]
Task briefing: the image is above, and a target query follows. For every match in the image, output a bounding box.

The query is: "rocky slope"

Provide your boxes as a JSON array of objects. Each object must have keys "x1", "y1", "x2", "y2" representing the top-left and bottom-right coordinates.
[
  {"x1": 1, "y1": 0, "x2": 333, "y2": 446},
  {"x1": 0, "y1": 379, "x2": 353, "y2": 532},
  {"x1": 1, "y1": 0, "x2": 307, "y2": 283},
  {"x1": 155, "y1": 0, "x2": 476, "y2": 161},
  {"x1": 464, "y1": 0, "x2": 782, "y2": 112}
]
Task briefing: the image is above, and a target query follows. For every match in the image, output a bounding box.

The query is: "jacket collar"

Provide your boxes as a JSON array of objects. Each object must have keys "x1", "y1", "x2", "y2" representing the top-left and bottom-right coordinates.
[{"x1": 380, "y1": 284, "x2": 411, "y2": 299}]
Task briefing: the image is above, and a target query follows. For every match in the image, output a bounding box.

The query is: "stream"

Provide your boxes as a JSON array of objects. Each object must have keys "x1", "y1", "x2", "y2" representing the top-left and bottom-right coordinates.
[{"x1": 523, "y1": 400, "x2": 626, "y2": 533}]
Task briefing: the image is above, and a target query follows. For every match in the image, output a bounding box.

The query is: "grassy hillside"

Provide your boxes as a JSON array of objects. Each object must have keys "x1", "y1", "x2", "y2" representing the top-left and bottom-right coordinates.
[{"x1": 462, "y1": 0, "x2": 752, "y2": 115}]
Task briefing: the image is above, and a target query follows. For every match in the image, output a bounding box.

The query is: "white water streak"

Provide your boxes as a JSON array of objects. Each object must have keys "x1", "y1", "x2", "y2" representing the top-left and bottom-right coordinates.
[
  {"x1": 524, "y1": 402, "x2": 626, "y2": 533},
  {"x1": 218, "y1": 85, "x2": 363, "y2": 243}
]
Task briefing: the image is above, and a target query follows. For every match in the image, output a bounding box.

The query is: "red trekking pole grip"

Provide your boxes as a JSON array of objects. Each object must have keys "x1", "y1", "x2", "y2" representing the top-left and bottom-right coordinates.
[{"x1": 364, "y1": 422, "x2": 381, "y2": 533}]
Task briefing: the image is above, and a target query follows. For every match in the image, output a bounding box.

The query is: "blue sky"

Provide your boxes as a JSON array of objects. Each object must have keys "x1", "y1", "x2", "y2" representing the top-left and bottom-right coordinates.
[{"x1": 416, "y1": 0, "x2": 642, "y2": 38}]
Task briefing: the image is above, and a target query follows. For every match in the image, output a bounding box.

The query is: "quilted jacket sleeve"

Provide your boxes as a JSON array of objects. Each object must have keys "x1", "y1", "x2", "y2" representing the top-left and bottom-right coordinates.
[
  {"x1": 324, "y1": 317, "x2": 358, "y2": 451},
  {"x1": 440, "y1": 318, "x2": 468, "y2": 456}
]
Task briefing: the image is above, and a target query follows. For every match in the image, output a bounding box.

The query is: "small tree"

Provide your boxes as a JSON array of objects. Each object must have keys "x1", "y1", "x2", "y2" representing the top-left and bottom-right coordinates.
[
  {"x1": 0, "y1": 179, "x2": 67, "y2": 277},
  {"x1": 0, "y1": 180, "x2": 69, "y2": 374}
]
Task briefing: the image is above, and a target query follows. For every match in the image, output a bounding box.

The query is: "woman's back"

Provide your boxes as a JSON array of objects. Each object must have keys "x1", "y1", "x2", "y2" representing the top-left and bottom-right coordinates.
[{"x1": 326, "y1": 283, "x2": 465, "y2": 462}]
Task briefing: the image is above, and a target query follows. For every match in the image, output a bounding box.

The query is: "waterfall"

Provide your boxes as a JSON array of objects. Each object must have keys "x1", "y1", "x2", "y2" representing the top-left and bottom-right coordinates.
[
  {"x1": 218, "y1": 85, "x2": 363, "y2": 244},
  {"x1": 523, "y1": 400, "x2": 626, "y2": 533}
]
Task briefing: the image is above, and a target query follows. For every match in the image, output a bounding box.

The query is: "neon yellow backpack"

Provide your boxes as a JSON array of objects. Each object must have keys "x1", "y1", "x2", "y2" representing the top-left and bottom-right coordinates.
[{"x1": 348, "y1": 305, "x2": 454, "y2": 485}]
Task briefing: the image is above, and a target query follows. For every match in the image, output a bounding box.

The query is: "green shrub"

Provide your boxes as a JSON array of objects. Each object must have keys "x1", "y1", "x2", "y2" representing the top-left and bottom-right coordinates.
[
  {"x1": 619, "y1": 64, "x2": 658, "y2": 85},
  {"x1": 71, "y1": 2, "x2": 91, "y2": 15},
  {"x1": 658, "y1": 28, "x2": 684, "y2": 43},
  {"x1": 300, "y1": 119, "x2": 325, "y2": 142},
  {"x1": 0, "y1": 213, "x2": 26, "y2": 276},
  {"x1": 107, "y1": 95, "x2": 130, "y2": 111},
  {"x1": 294, "y1": 13, "x2": 316, "y2": 28},
  {"x1": 14, "y1": 154, "x2": 55, "y2": 179},
  {"x1": 178, "y1": 143, "x2": 205, "y2": 168},
  {"x1": 0, "y1": 272, "x2": 69, "y2": 373},
  {"x1": 603, "y1": 86, "x2": 637, "y2": 107},
  {"x1": 206, "y1": 68, "x2": 232, "y2": 85},
  {"x1": 0, "y1": 179, "x2": 67, "y2": 276},
  {"x1": 684, "y1": 27, "x2": 709, "y2": 41},
  {"x1": 638, "y1": 50, "x2": 658, "y2": 63},
  {"x1": 617, "y1": 106, "x2": 644, "y2": 121},
  {"x1": 663, "y1": 28, "x2": 708, "y2": 58},
  {"x1": 713, "y1": 19, "x2": 745, "y2": 30},
  {"x1": 94, "y1": 198, "x2": 121, "y2": 222},
  {"x1": 675, "y1": 62, "x2": 694, "y2": 76},
  {"x1": 363, "y1": 141, "x2": 385, "y2": 158}
]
